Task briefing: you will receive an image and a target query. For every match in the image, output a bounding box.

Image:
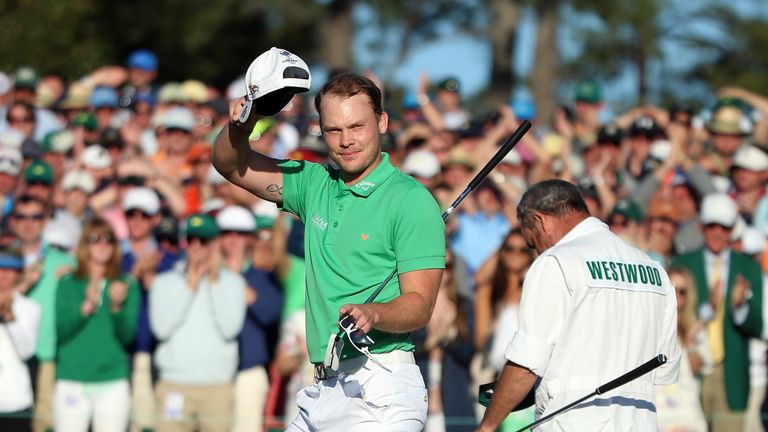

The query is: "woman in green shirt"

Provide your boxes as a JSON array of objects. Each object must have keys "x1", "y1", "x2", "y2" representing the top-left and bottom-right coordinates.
[{"x1": 54, "y1": 217, "x2": 140, "y2": 432}]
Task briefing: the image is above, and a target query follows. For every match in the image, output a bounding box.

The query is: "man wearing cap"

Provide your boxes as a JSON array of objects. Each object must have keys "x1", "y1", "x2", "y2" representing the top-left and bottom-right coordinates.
[
  {"x1": 671, "y1": 194, "x2": 764, "y2": 431},
  {"x1": 22, "y1": 160, "x2": 54, "y2": 204},
  {"x1": 0, "y1": 245, "x2": 41, "y2": 431},
  {"x1": 9, "y1": 195, "x2": 49, "y2": 266},
  {"x1": 121, "y1": 49, "x2": 159, "y2": 109},
  {"x1": 216, "y1": 205, "x2": 283, "y2": 432},
  {"x1": 416, "y1": 74, "x2": 470, "y2": 132},
  {"x1": 730, "y1": 145, "x2": 768, "y2": 224},
  {"x1": 571, "y1": 79, "x2": 603, "y2": 151},
  {"x1": 150, "y1": 214, "x2": 246, "y2": 432},
  {"x1": 58, "y1": 170, "x2": 95, "y2": 224},
  {"x1": 606, "y1": 199, "x2": 644, "y2": 246},
  {"x1": 153, "y1": 107, "x2": 196, "y2": 184},
  {"x1": 120, "y1": 187, "x2": 178, "y2": 432},
  {"x1": 0, "y1": 148, "x2": 22, "y2": 218},
  {"x1": 214, "y1": 50, "x2": 444, "y2": 430},
  {"x1": 700, "y1": 102, "x2": 753, "y2": 176}
]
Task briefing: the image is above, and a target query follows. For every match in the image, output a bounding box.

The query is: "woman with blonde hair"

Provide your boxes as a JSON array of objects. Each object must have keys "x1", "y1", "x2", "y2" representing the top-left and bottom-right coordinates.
[
  {"x1": 655, "y1": 265, "x2": 709, "y2": 432},
  {"x1": 54, "y1": 217, "x2": 140, "y2": 432}
]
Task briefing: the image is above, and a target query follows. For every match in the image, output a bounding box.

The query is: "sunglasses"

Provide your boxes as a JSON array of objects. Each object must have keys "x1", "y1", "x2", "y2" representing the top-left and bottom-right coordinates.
[
  {"x1": 703, "y1": 223, "x2": 731, "y2": 231},
  {"x1": 338, "y1": 315, "x2": 374, "y2": 348},
  {"x1": 14, "y1": 212, "x2": 45, "y2": 221},
  {"x1": 221, "y1": 230, "x2": 251, "y2": 236},
  {"x1": 27, "y1": 181, "x2": 51, "y2": 187},
  {"x1": 125, "y1": 209, "x2": 152, "y2": 219},
  {"x1": 186, "y1": 236, "x2": 213, "y2": 245},
  {"x1": 8, "y1": 116, "x2": 33, "y2": 124},
  {"x1": 88, "y1": 233, "x2": 115, "y2": 244},
  {"x1": 117, "y1": 176, "x2": 146, "y2": 186},
  {"x1": 502, "y1": 244, "x2": 528, "y2": 253}
]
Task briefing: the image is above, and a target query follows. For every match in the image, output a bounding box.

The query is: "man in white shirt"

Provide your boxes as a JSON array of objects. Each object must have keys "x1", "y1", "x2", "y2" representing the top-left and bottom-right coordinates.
[
  {"x1": 477, "y1": 179, "x2": 680, "y2": 431},
  {"x1": 0, "y1": 245, "x2": 41, "y2": 431}
]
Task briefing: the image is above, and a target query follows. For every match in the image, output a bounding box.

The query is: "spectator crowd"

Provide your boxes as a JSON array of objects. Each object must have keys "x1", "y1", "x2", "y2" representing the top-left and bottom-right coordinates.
[{"x1": 1, "y1": 48, "x2": 768, "y2": 432}]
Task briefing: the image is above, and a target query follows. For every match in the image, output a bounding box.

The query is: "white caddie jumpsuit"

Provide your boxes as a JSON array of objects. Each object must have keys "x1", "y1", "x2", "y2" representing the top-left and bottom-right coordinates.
[{"x1": 506, "y1": 217, "x2": 681, "y2": 431}]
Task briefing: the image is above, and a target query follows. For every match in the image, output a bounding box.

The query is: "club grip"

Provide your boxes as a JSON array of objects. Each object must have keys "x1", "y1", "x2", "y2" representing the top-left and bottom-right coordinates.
[
  {"x1": 595, "y1": 354, "x2": 667, "y2": 395},
  {"x1": 466, "y1": 120, "x2": 531, "y2": 191}
]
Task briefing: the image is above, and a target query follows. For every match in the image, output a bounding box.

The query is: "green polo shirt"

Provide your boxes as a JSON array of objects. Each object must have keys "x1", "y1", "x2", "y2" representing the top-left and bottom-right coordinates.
[{"x1": 280, "y1": 153, "x2": 445, "y2": 363}]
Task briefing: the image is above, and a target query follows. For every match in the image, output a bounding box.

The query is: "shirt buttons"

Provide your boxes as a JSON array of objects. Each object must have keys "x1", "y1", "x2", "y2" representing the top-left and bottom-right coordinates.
[
  {"x1": 333, "y1": 222, "x2": 339, "y2": 228},
  {"x1": 338, "y1": 205, "x2": 344, "y2": 211}
]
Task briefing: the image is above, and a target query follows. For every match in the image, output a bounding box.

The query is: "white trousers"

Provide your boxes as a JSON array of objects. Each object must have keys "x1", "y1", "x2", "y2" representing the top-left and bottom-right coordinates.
[
  {"x1": 286, "y1": 351, "x2": 427, "y2": 432},
  {"x1": 54, "y1": 379, "x2": 131, "y2": 432},
  {"x1": 231, "y1": 365, "x2": 268, "y2": 432}
]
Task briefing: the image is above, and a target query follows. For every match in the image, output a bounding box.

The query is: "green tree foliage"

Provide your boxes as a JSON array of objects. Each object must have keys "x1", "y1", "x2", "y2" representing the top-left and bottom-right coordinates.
[{"x1": 680, "y1": 4, "x2": 768, "y2": 96}]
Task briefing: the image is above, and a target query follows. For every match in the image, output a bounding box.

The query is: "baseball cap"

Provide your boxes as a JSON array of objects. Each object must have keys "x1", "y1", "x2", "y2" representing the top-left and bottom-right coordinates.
[
  {"x1": 157, "y1": 82, "x2": 185, "y2": 104},
  {"x1": 0, "y1": 129, "x2": 24, "y2": 150},
  {"x1": 185, "y1": 213, "x2": 220, "y2": 240},
  {"x1": 244, "y1": 47, "x2": 311, "y2": 103},
  {"x1": 402, "y1": 149, "x2": 441, "y2": 179},
  {"x1": 62, "y1": 170, "x2": 95, "y2": 194},
  {"x1": 180, "y1": 80, "x2": 208, "y2": 104},
  {"x1": 0, "y1": 148, "x2": 22, "y2": 176},
  {"x1": 741, "y1": 226, "x2": 766, "y2": 255},
  {"x1": 500, "y1": 149, "x2": 523, "y2": 166},
  {"x1": 24, "y1": 160, "x2": 53, "y2": 184},
  {"x1": 43, "y1": 216, "x2": 80, "y2": 251},
  {"x1": 0, "y1": 72, "x2": 11, "y2": 95},
  {"x1": 14, "y1": 67, "x2": 39, "y2": 90},
  {"x1": 91, "y1": 86, "x2": 119, "y2": 109},
  {"x1": 597, "y1": 124, "x2": 622, "y2": 146},
  {"x1": 127, "y1": 49, "x2": 158, "y2": 71},
  {"x1": 154, "y1": 216, "x2": 179, "y2": 244},
  {"x1": 161, "y1": 107, "x2": 195, "y2": 132},
  {"x1": 82, "y1": 145, "x2": 112, "y2": 169},
  {"x1": 629, "y1": 116, "x2": 664, "y2": 140},
  {"x1": 700, "y1": 194, "x2": 738, "y2": 227},
  {"x1": 574, "y1": 79, "x2": 602, "y2": 104},
  {"x1": 122, "y1": 187, "x2": 160, "y2": 215},
  {"x1": 71, "y1": 112, "x2": 99, "y2": 131},
  {"x1": 216, "y1": 205, "x2": 256, "y2": 232},
  {"x1": 42, "y1": 130, "x2": 75, "y2": 154},
  {"x1": 445, "y1": 147, "x2": 474, "y2": 170},
  {"x1": 437, "y1": 77, "x2": 460, "y2": 93},
  {"x1": 511, "y1": 98, "x2": 536, "y2": 121},
  {"x1": 609, "y1": 199, "x2": 643, "y2": 222},
  {"x1": 732, "y1": 145, "x2": 768, "y2": 172}
]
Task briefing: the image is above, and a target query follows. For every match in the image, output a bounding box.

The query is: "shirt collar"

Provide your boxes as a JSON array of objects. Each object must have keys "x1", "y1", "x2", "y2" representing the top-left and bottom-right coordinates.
[
  {"x1": 555, "y1": 216, "x2": 606, "y2": 247},
  {"x1": 337, "y1": 152, "x2": 396, "y2": 197}
]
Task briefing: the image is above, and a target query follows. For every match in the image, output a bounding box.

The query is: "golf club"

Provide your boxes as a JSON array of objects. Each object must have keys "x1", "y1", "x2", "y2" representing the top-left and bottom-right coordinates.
[
  {"x1": 512, "y1": 354, "x2": 667, "y2": 432},
  {"x1": 336, "y1": 119, "x2": 532, "y2": 340}
]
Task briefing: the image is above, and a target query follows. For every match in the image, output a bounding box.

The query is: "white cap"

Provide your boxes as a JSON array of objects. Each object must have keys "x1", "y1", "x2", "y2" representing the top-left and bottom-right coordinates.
[
  {"x1": 741, "y1": 226, "x2": 766, "y2": 255},
  {"x1": 650, "y1": 140, "x2": 671, "y2": 161},
  {"x1": 402, "y1": 149, "x2": 440, "y2": 179},
  {"x1": 733, "y1": 145, "x2": 768, "y2": 172},
  {"x1": 0, "y1": 147, "x2": 22, "y2": 176},
  {"x1": 43, "y1": 216, "x2": 81, "y2": 251},
  {"x1": 0, "y1": 128, "x2": 24, "y2": 150},
  {"x1": 122, "y1": 187, "x2": 160, "y2": 215},
  {"x1": 216, "y1": 205, "x2": 255, "y2": 232},
  {"x1": 500, "y1": 149, "x2": 522, "y2": 166},
  {"x1": 82, "y1": 145, "x2": 112, "y2": 169},
  {"x1": 700, "y1": 193, "x2": 738, "y2": 227},
  {"x1": 161, "y1": 107, "x2": 195, "y2": 132},
  {"x1": 244, "y1": 47, "x2": 311, "y2": 101},
  {"x1": 201, "y1": 197, "x2": 226, "y2": 214},
  {"x1": 0, "y1": 72, "x2": 11, "y2": 95},
  {"x1": 62, "y1": 170, "x2": 95, "y2": 193},
  {"x1": 253, "y1": 199, "x2": 279, "y2": 219}
]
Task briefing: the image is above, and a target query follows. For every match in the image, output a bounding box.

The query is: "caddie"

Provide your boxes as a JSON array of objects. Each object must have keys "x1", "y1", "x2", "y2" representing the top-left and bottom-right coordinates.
[
  {"x1": 212, "y1": 48, "x2": 445, "y2": 431},
  {"x1": 477, "y1": 179, "x2": 681, "y2": 431}
]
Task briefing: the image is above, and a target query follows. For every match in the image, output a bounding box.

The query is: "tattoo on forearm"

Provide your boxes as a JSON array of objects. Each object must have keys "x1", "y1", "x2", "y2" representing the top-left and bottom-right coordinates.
[{"x1": 266, "y1": 184, "x2": 283, "y2": 198}]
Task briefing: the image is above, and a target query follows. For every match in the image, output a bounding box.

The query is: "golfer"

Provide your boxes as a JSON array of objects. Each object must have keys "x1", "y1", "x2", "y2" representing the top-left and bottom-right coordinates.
[
  {"x1": 213, "y1": 49, "x2": 445, "y2": 431},
  {"x1": 477, "y1": 180, "x2": 680, "y2": 431}
]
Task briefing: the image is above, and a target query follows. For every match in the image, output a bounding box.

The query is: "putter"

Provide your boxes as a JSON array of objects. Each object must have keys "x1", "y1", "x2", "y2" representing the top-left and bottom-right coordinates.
[
  {"x1": 507, "y1": 355, "x2": 668, "y2": 432},
  {"x1": 336, "y1": 120, "x2": 533, "y2": 342}
]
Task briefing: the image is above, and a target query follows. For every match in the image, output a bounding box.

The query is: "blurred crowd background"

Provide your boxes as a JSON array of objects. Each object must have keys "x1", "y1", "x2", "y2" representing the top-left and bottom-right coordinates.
[{"x1": 2, "y1": 1, "x2": 768, "y2": 432}]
